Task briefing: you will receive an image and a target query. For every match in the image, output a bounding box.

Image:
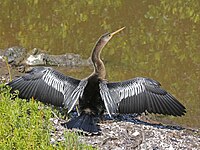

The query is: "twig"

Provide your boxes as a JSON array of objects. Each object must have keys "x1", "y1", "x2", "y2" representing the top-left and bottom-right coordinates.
[
  {"x1": 51, "y1": 110, "x2": 60, "y2": 119},
  {"x1": 3, "y1": 56, "x2": 12, "y2": 81}
]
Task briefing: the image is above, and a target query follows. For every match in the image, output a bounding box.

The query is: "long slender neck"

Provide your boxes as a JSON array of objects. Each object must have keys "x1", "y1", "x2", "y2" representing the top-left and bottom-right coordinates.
[{"x1": 91, "y1": 39, "x2": 107, "y2": 79}]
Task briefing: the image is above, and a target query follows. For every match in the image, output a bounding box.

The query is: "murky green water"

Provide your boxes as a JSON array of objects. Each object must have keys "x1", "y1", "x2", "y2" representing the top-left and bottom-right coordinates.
[{"x1": 0, "y1": 1, "x2": 200, "y2": 128}]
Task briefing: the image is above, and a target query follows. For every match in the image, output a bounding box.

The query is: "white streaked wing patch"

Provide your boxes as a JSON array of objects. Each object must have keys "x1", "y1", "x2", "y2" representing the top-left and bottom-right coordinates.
[
  {"x1": 42, "y1": 69, "x2": 65, "y2": 95},
  {"x1": 99, "y1": 82, "x2": 118, "y2": 116},
  {"x1": 100, "y1": 87, "x2": 112, "y2": 117},
  {"x1": 41, "y1": 68, "x2": 84, "y2": 112},
  {"x1": 66, "y1": 80, "x2": 88, "y2": 113},
  {"x1": 119, "y1": 81, "x2": 145, "y2": 100}
]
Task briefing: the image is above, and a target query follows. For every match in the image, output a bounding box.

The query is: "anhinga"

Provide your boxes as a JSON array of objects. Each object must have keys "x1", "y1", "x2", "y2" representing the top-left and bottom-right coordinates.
[{"x1": 8, "y1": 27, "x2": 186, "y2": 134}]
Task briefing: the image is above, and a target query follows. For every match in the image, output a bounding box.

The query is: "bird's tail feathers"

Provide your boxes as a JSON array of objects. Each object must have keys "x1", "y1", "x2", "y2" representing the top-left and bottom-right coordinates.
[{"x1": 65, "y1": 112, "x2": 100, "y2": 135}]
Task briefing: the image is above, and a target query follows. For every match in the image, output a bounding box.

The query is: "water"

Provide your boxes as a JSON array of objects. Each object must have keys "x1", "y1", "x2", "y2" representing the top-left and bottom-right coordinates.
[{"x1": 0, "y1": 0, "x2": 199, "y2": 128}]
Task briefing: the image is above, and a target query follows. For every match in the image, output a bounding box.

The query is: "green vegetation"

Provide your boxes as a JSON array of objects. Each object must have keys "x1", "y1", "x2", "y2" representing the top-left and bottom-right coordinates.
[{"x1": 0, "y1": 84, "x2": 95, "y2": 150}]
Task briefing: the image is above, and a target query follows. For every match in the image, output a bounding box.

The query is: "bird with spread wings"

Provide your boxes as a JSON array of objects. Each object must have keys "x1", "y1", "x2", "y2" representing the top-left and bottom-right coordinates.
[{"x1": 8, "y1": 27, "x2": 186, "y2": 134}]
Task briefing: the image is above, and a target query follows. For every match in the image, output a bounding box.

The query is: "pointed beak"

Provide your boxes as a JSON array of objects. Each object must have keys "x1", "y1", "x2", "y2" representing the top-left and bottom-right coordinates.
[{"x1": 110, "y1": 27, "x2": 125, "y2": 36}]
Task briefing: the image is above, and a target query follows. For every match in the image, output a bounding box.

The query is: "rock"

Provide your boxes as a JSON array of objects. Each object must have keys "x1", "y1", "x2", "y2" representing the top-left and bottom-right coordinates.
[
  {"x1": 26, "y1": 53, "x2": 46, "y2": 66},
  {"x1": 26, "y1": 53, "x2": 91, "y2": 67},
  {"x1": 3, "y1": 46, "x2": 27, "y2": 65},
  {"x1": 1, "y1": 46, "x2": 92, "y2": 67}
]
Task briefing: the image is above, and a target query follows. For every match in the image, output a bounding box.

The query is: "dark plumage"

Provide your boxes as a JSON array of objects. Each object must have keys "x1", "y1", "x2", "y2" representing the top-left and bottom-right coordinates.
[{"x1": 8, "y1": 27, "x2": 186, "y2": 134}]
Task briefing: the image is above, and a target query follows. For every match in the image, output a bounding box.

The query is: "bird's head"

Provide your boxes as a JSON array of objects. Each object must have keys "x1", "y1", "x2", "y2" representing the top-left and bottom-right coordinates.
[{"x1": 100, "y1": 27, "x2": 125, "y2": 43}]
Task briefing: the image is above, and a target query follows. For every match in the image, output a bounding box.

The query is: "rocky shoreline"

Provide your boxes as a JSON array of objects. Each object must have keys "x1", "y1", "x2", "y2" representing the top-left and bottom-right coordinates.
[
  {"x1": 50, "y1": 114, "x2": 200, "y2": 149},
  {"x1": 0, "y1": 46, "x2": 92, "y2": 69}
]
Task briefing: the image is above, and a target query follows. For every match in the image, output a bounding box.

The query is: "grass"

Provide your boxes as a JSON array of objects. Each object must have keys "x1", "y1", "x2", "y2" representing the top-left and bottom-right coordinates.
[{"x1": 0, "y1": 84, "x2": 96, "y2": 150}]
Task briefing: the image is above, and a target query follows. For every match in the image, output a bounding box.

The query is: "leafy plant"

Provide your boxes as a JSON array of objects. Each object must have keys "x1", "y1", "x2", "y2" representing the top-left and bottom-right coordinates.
[{"x1": 0, "y1": 84, "x2": 95, "y2": 150}]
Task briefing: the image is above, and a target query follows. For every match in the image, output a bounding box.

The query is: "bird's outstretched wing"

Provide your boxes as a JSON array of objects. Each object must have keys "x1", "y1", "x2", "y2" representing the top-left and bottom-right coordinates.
[
  {"x1": 8, "y1": 67, "x2": 87, "y2": 112},
  {"x1": 99, "y1": 77, "x2": 186, "y2": 116}
]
